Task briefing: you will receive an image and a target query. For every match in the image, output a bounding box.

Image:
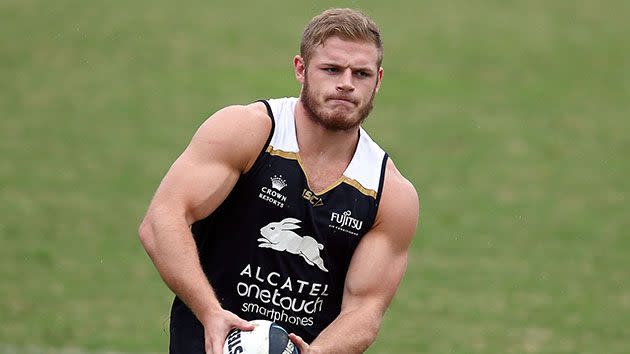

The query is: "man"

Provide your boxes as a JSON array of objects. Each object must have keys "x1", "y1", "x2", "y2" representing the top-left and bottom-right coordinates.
[{"x1": 139, "y1": 8, "x2": 419, "y2": 354}]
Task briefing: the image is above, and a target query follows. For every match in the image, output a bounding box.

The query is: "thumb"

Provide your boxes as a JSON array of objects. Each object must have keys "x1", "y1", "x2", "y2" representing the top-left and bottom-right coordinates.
[
  {"x1": 235, "y1": 318, "x2": 255, "y2": 331},
  {"x1": 289, "y1": 333, "x2": 307, "y2": 353}
]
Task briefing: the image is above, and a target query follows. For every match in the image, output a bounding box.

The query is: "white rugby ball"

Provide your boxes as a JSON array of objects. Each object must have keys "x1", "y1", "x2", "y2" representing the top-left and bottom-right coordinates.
[{"x1": 223, "y1": 319, "x2": 299, "y2": 354}]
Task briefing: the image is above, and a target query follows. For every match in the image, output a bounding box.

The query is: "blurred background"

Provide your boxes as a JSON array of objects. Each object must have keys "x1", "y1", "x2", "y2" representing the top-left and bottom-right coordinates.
[{"x1": 1, "y1": 0, "x2": 628, "y2": 353}]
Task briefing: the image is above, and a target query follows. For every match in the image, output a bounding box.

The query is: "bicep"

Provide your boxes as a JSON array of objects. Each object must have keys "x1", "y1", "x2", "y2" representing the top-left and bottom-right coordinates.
[
  {"x1": 341, "y1": 167, "x2": 419, "y2": 314},
  {"x1": 152, "y1": 146, "x2": 240, "y2": 225},
  {"x1": 148, "y1": 105, "x2": 271, "y2": 224},
  {"x1": 341, "y1": 229, "x2": 409, "y2": 315}
]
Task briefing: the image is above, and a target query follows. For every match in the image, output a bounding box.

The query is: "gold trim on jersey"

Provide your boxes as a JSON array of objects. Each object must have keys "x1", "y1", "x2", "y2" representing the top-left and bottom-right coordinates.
[
  {"x1": 266, "y1": 146, "x2": 378, "y2": 199},
  {"x1": 266, "y1": 146, "x2": 298, "y2": 160},
  {"x1": 341, "y1": 177, "x2": 378, "y2": 199}
]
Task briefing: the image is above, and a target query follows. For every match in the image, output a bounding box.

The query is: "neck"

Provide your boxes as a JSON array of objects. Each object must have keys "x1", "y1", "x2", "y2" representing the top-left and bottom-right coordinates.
[{"x1": 294, "y1": 100, "x2": 360, "y2": 163}]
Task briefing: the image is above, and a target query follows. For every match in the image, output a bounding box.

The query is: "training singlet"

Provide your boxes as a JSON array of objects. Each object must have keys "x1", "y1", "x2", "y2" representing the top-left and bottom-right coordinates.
[{"x1": 169, "y1": 97, "x2": 388, "y2": 353}]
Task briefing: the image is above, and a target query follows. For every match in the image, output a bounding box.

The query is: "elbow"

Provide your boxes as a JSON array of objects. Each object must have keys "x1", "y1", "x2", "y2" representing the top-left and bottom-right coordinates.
[
  {"x1": 363, "y1": 320, "x2": 381, "y2": 348},
  {"x1": 138, "y1": 217, "x2": 156, "y2": 257},
  {"x1": 359, "y1": 309, "x2": 384, "y2": 349}
]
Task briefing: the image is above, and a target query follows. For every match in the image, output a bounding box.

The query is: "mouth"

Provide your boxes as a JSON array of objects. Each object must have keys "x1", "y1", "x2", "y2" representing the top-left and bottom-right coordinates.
[{"x1": 327, "y1": 96, "x2": 357, "y2": 105}]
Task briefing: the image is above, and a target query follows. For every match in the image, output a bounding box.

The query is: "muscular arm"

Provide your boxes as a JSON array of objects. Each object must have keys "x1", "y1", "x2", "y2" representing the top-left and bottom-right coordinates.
[
  {"x1": 138, "y1": 103, "x2": 270, "y2": 352},
  {"x1": 293, "y1": 160, "x2": 420, "y2": 354}
]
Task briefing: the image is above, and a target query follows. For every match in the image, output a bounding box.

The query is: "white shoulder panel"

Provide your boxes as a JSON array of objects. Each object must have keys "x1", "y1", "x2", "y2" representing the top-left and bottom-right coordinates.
[
  {"x1": 267, "y1": 97, "x2": 299, "y2": 153},
  {"x1": 343, "y1": 128, "x2": 387, "y2": 193},
  {"x1": 265, "y1": 97, "x2": 386, "y2": 195}
]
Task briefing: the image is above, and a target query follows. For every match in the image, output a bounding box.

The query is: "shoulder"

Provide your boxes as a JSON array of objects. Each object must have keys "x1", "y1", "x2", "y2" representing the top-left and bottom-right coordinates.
[
  {"x1": 196, "y1": 102, "x2": 271, "y2": 138},
  {"x1": 373, "y1": 158, "x2": 419, "y2": 244},
  {"x1": 381, "y1": 158, "x2": 418, "y2": 204},
  {"x1": 188, "y1": 101, "x2": 273, "y2": 172}
]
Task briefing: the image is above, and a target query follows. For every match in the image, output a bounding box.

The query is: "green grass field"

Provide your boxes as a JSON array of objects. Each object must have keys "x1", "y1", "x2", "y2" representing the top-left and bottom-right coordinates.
[{"x1": 2, "y1": 0, "x2": 629, "y2": 353}]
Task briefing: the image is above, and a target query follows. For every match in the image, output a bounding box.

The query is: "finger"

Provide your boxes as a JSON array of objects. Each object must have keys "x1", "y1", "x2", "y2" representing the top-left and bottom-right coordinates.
[
  {"x1": 289, "y1": 333, "x2": 308, "y2": 353},
  {"x1": 211, "y1": 338, "x2": 223, "y2": 354},
  {"x1": 205, "y1": 340, "x2": 212, "y2": 354},
  {"x1": 225, "y1": 311, "x2": 255, "y2": 331},
  {"x1": 209, "y1": 332, "x2": 215, "y2": 354},
  {"x1": 234, "y1": 318, "x2": 255, "y2": 331}
]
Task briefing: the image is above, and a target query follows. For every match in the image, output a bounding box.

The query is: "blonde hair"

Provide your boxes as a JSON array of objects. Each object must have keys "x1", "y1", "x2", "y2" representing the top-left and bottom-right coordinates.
[{"x1": 300, "y1": 8, "x2": 383, "y2": 67}]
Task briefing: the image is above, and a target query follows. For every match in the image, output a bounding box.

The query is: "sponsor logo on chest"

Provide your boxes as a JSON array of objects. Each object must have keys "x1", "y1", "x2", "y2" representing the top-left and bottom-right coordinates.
[
  {"x1": 302, "y1": 188, "x2": 324, "y2": 206},
  {"x1": 329, "y1": 210, "x2": 364, "y2": 236},
  {"x1": 258, "y1": 175, "x2": 288, "y2": 208},
  {"x1": 258, "y1": 218, "x2": 328, "y2": 272}
]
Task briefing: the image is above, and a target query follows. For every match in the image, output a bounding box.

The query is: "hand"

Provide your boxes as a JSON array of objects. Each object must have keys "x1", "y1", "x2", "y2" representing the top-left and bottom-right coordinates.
[
  {"x1": 202, "y1": 308, "x2": 254, "y2": 354},
  {"x1": 289, "y1": 333, "x2": 310, "y2": 354}
]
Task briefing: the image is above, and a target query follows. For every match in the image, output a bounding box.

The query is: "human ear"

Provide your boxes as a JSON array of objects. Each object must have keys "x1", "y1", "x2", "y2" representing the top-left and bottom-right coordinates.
[{"x1": 294, "y1": 55, "x2": 306, "y2": 84}]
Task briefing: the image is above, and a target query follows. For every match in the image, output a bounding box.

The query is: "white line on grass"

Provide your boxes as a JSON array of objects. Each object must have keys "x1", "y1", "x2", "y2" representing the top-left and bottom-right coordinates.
[{"x1": 0, "y1": 344, "x2": 160, "y2": 354}]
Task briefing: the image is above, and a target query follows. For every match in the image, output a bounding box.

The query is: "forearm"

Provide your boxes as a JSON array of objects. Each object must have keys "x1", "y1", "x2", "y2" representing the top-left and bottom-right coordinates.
[
  {"x1": 139, "y1": 207, "x2": 220, "y2": 322},
  {"x1": 308, "y1": 305, "x2": 382, "y2": 354}
]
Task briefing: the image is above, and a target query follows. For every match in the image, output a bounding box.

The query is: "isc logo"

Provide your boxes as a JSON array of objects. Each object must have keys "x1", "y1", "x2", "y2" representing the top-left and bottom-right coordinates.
[{"x1": 302, "y1": 188, "x2": 323, "y2": 206}]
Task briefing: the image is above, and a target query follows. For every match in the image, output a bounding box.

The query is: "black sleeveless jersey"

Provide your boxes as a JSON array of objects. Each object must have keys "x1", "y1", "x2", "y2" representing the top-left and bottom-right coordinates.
[{"x1": 169, "y1": 97, "x2": 388, "y2": 351}]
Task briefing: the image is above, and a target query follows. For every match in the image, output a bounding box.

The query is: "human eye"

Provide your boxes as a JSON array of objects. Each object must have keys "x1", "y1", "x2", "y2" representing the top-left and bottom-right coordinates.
[
  {"x1": 354, "y1": 70, "x2": 371, "y2": 78},
  {"x1": 323, "y1": 67, "x2": 338, "y2": 74}
]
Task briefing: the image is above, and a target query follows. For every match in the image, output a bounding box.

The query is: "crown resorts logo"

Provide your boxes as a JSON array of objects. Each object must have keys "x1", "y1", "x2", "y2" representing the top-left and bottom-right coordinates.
[
  {"x1": 259, "y1": 175, "x2": 288, "y2": 208},
  {"x1": 270, "y1": 175, "x2": 287, "y2": 191}
]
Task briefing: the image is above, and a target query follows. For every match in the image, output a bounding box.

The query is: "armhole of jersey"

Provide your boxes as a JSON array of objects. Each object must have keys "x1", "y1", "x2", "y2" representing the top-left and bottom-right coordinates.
[
  {"x1": 371, "y1": 153, "x2": 389, "y2": 225},
  {"x1": 243, "y1": 99, "x2": 275, "y2": 177}
]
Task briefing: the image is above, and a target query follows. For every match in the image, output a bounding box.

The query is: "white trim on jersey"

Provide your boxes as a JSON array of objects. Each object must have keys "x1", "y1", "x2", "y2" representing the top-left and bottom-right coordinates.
[{"x1": 266, "y1": 97, "x2": 386, "y2": 196}]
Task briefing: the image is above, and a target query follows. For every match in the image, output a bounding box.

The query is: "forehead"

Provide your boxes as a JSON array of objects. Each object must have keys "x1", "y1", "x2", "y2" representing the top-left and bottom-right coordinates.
[{"x1": 310, "y1": 36, "x2": 379, "y2": 67}]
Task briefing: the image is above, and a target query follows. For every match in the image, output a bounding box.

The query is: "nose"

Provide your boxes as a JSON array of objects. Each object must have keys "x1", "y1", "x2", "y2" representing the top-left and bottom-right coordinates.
[{"x1": 336, "y1": 69, "x2": 354, "y2": 92}]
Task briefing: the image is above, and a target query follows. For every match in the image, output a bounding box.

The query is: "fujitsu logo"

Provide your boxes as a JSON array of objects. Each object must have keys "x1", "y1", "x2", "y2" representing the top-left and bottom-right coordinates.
[
  {"x1": 270, "y1": 175, "x2": 287, "y2": 191},
  {"x1": 330, "y1": 210, "x2": 363, "y2": 232}
]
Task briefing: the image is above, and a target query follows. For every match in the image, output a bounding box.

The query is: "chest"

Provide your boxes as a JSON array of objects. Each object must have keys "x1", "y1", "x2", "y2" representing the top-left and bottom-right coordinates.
[
  {"x1": 244, "y1": 155, "x2": 377, "y2": 240},
  {"x1": 297, "y1": 154, "x2": 350, "y2": 195}
]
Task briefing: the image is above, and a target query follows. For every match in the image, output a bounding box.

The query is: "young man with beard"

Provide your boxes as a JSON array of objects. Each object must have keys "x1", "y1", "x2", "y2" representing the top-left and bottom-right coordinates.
[{"x1": 139, "y1": 8, "x2": 419, "y2": 354}]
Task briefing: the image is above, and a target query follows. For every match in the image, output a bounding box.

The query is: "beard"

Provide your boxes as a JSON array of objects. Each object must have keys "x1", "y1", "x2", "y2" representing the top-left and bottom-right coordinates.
[{"x1": 301, "y1": 74, "x2": 377, "y2": 131}]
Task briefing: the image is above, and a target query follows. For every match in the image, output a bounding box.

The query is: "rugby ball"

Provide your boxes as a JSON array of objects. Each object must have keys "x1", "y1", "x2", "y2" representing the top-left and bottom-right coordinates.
[{"x1": 223, "y1": 319, "x2": 299, "y2": 354}]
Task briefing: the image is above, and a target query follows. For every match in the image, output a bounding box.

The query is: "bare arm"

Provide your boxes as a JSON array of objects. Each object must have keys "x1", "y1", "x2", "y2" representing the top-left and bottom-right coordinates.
[
  {"x1": 138, "y1": 103, "x2": 270, "y2": 353},
  {"x1": 291, "y1": 159, "x2": 420, "y2": 354}
]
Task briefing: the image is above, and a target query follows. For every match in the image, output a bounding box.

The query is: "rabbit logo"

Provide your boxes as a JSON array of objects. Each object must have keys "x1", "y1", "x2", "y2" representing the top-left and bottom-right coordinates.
[{"x1": 258, "y1": 218, "x2": 328, "y2": 272}]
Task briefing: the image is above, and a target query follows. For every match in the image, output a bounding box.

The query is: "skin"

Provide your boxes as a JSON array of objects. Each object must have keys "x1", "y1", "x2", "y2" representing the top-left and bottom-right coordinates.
[
  {"x1": 299, "y1": 37, "x2": 381, "y2": 132},
  {"x1": 138, "y1": 36, "x2": 419, "y2": 354}
]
